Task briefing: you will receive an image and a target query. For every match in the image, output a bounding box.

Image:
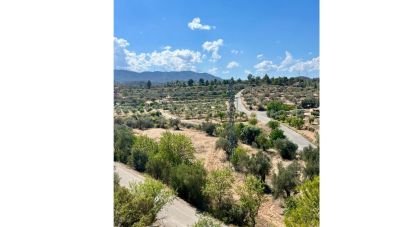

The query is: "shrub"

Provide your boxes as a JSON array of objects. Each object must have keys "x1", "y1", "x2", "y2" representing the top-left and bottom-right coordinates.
[
  {"x1": 240, "y1": 126, "x2": 261, "y2": 145},
  {"x1": 269, "y1": 128, "x2": 286, "y2": 141},
  {"x1": 194, "y1": 216, "x2": 223, "y2": 227},
  {"x1": 237, "y1": 175, "x2": 265, "y2": 227},
  {"x1": 158, "y1": 131, "x2": 195, "y2": 165},
  {"x1": 203, "y1": 168, "x2": 235, "y2": 213},
  {"x1": 202, "y1": 122, "x2": 217, "y2": 136},
  {"x1": 287, "y1": 116, "x2": 304, "y2": 129},
  {"x1": 170, "y1": 162, "x2": 207, "y2": 207},
  {"x1": 248, "y1": 117, "x2": 258, "y2": 125},
  {"x1": 129, "y1": 135, "x2": 158, "y2": 171},
  {"x1": 267, "y1": 120, "x2": 280, "y2": 130},
  {"x1": 114, "y1": 124, "x2": 135, "y2": 163},
  {"x1": 272, "y1": 161, "x2": 301, "y2": 198},
  {"x1": 215, "y1": 137, "x2": 230, "y2": 152},
  {"x1": 284, "y1": 177, "x2": 319, "y2": 227},
  {"x1": 301, "y1": 146, "x2": 319, "y2": 179},
  {"x1": 169, "y1": 118, "x2": 181, "y2": 130},
  {"x1": 256, "y1": 133, "x2": 270, "y2": 151},
  {"x1": 114, "y1": 179, "x2": 175, "y2": 227},
  {"x1": 230, "y1": 147, "x2": 250, "y2": 172},
  {"x1": 248, "y1": 151, "x2": 272, "y2": 182},
  {"x1": 273, "y1": 139, "x2": 298, "y2": 160}
]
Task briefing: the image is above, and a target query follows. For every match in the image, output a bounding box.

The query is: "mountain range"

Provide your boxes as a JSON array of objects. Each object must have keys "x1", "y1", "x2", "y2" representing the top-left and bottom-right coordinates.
[{"x1": 114, "y1": 70, "x2": 222, "y2": 83}]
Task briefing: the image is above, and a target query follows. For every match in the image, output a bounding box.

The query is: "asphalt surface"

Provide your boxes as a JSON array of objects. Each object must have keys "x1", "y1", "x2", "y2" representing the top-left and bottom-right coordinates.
[
  {"x1": 114, "y1": 162, "x2": 200, "y2": 227},
  {"x1": 235, "y1": 90, "x2": 315, "y2": 151}
]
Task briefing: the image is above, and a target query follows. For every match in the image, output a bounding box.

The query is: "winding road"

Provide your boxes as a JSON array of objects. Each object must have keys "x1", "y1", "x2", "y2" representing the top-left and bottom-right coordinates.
[
  {"x1": 235, "y1": 90, "x2": 315, "y2": 151},
  {"x1": 114, "y1": 162, "x2": 201, "y2": 227}
]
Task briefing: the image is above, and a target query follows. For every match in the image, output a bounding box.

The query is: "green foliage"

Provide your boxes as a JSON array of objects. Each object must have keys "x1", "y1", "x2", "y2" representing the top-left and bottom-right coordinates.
[
  {"x1": 145, "y1": 153, "x2": 173, "y2": 182},
  {"x1": 215, "y1": 137, "x2": 230, "y2": 153},
  {"x1": 284, "y1": 177, "x2": 319, "y2": 227},
  {"x1": 203, "y1": 168, "x2": 234, "y2": 212},
  {"x1": 272, "y1": 161, "x2": 301, "y2": 198},
  {"x1": 240, "y1": 126, "x2": 261, "y2": 145},
  {"x1": 169, "y1": 118, "x2": 181, "y2": 130},
  {"x1": 114, "y1": 179, "x2": 175, "y2": 227},
  {"x1": 202, "y1": 122, "x2": 217, "y2": 136},
  {"x1": 129, "y1": 135, "x2": 158, "y2": 171},
  {"x1": 248, "y1": 151, "x2": 272, "y2": 182},
  {"x1": 170, "y1": 162, "x2": 207, "y2": 207},
  {"x1": 269, "y1": 128, "x2": 286, "y2": 142},
  {"x1": 300, "y1": 98, "x2": 319, "y2": 109},
  {"x1": 255, "y1": 133, "x2": 270, "y2": 151},
  {"x1": 267, "y1": 120, "x2": 280, "y2": 130},
  {"x1": 237, "y1": 175, "x2": 265, "y2": 227},
  {"x1": 248, "y1": 117, "x2": 258, "y2": 125},
  {"x1": 114, "y1": 124, "x2": 136, "y2": 163},
  {"x1": 301, "y1": 146, "x2": 319, "y2": 179},
  {"x1": 287, "y1": 116, "x2": 304, "y2": 129},
  {"x1": 158, "y1": 131, "x2": 195, "y2": 165},
  {"x1": 230, "y1": 147, "x2": 250, "y2": 172},
  {"x1": 194, "y1": 215, "x2": 223, "y2": 227},
  {"x1": 266, "y1": 100, "x2": 294, "y2": 112},
  {"x1": 273, "y1": 139, "x2": 298, "y2": 160}
]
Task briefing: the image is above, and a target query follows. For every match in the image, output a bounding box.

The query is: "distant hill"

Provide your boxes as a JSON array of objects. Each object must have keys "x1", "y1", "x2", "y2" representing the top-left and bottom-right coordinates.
[{"x1": 114, "y1": 70, "x2": 222, "y2": 83}]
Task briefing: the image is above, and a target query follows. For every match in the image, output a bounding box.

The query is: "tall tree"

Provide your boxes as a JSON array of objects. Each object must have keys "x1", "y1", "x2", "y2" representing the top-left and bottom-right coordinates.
[
  {"x1": 238, "y1": 175, "x2": 265, "y2": 227},
  {"x1": 147, "y1": 80, "x2": 152, "y2": 89},
  {"x1": 188, "y1": 79, "x2": 194, "y2": 86}
]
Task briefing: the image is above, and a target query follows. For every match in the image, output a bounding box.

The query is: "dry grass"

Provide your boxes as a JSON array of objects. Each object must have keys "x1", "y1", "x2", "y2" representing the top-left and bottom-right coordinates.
[{"x1": 133, "y1": 127, "x2": 290, "y2": 227}]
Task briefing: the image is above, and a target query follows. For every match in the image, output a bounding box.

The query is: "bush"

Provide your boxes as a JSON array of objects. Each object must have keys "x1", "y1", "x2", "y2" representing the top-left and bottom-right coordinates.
[
  {"x1": 256, "y1": 134, "x2": 270, "y2": 151},
  {"x1": 170, "y1": 162, "x2": 207, "y2": 207},
  {"x1": 248, "y1": 151, "x2": 272, "y2": 182},
  {"x1": 248, "y1": 117, "x2": 258, "y2": 125},
  {"x1": 301, "y1": 146, "x2": 319, "y2": 179},
  {"x1": 237, "y1": 175, "x2": 265, "y2": 227},
  {"x1": 287, "y1": 116, "x2": 304, "y2": 129},
  {"x1": 202, "y1": 122, "x2": 217, "y2": 136},
  {"x1": 169, "y1": 118, "x2": 181, "y2": 130},
  {"x1": 114, "y1": 124, "x2": 135, "y2": 163},
  {"x1": 203, "y1": 168, "x2": 235, "y2": 213},
  {"x1": 129, "y1": 135, "x2": 158, "y2": 171},
  {"x1": 215, "y1": 137, "x2": 230, "y2": 152},
  {"x1": 267, "y1": 120, "x2": 280, "y2": 130},
  {"x1": 240, "y1": 126, "x2": 261, "y2": 145},
  {"x1": 194, "y1": 216, "x2": 223, "y2": 227},
  {"x1": 158, "y1": 131, "x2": 195, "y2": 165},
  {"x1": 114, "y1": 179, "x2": 175, "y2": 227},
  {"x1": 284, "y1": 177, "x2": 319, "y2": 227},
  {"x1": 269, "y1": 128, "x2": 286, "y2": 141},
  {"x1": 230, "y1": 147, "x2": 250, "y2": 172},
  {"x1": 272, "y1": 161, "x2": 301, "y2": 198},
  {"x1": 273, "y1": 139, "x2": 298, "y2": 160}
]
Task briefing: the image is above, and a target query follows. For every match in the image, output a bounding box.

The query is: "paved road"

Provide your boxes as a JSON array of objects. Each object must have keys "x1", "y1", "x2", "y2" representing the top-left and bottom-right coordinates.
[
  {"x1": 235, "y1": 90, "x2": 315, "y2": 151},
  {"x1": 114, "y1": 162, "x2": 200, "y2": 227}
]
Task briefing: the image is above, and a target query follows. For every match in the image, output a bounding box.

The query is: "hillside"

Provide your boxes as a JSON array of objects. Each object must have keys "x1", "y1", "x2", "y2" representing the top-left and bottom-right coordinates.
[{"x1": 114, "y1": 70, "x2": 222, "y2": 83}]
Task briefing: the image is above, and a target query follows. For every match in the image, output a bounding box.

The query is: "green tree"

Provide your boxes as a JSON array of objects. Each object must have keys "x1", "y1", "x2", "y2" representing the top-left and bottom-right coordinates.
[
  {"x1": 248, "y1": 151, "x2": 272, "y2": 182},
  {"x1": 170, "y1": 162, "x2": 207, "y2": 207},
  {"x1": 203, "y1": 168, "x2": 234, "y2": 211},
  {"x1": 272, "y1": 161, "x2": 301, "y2": 198},
  {"x1": 230, "y1": 147, "x2": 250, "y2": 172},
  {"x1": 273, "y1": 139, "x2": 298, "y2": 160},
  {"x1": 129, "y1": 135, "x2": 158, "y2": 171},
  {"x1": 301, "y1": 146, "x2": 319, "y2": 179},
  {"x1": 114, "y1": 124, "x2": 136, "y2": 163},
  {"x1": 248, "y1": 117, "x2": 258, "y2": 125},
  {"x1": 188, "y1": 79, "x2": 194, "y2": 86},
  {"x1": 256, "y1": 133, "x2": 270, "y2": 151},
  {"x1": 158, "y1": 131, "x2": 195, "y2": 165},
  {"x1": 114, "y1": 179, "x2": 175, "y2": 227},
  {"x1": 237, "y1": 175, "x2": 265, "y2": 227},
  {"x1": 199, "y1": 78, "x2": 205, "y2": 85},
  {"x1": 267, "y1": 120, "x2": 280, "y2": 130},
  {"x1": 146, "y1": 80, "x2": 152, "y2": 89},
  {"x1": 240, "y1": 126, "x2": 261, "y2": 145},
  {"x1": 169, "y1": 118, "x2": 181, "y2": 130},
  {"x1": 217, "y1": 111, "x2": 226, "y2": 122},
  {"x1": 284, "y1": 177, "x2": 319, "y2": 227},
  {"x1": 269, "y1": 128, "x2": 286, "y2": 141}
]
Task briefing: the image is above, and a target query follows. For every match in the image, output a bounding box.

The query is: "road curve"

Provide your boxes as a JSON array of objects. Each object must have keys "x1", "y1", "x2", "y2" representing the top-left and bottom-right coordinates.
[
  {"x1": 114, "y1": 162, "x2": 200, "y2": 227},
  {"x1": 235, "y1": 90, "x2": 315, "y2": 151}
]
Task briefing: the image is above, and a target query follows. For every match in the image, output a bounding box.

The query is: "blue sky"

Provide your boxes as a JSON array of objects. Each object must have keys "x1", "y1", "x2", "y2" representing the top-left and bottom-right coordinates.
[{"x1": 114, "y1": 0, "x2": 319, "y2": 79}]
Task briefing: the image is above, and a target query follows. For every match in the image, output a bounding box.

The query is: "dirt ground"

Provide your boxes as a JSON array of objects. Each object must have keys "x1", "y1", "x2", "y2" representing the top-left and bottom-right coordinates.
[{"x1": 133, "y1": 128, "x2": 288, "y2": 227}]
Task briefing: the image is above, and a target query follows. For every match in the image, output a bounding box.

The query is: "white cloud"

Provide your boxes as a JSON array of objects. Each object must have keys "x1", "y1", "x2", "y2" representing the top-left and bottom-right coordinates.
[
  {"x1": 231, "y1": 49, "x2": 243, "y2": 55},
  {"x1": 257, "y1": 54, "x2": 264, "y2": 59},
  {"x1": 254, "y1": 51, "x2": 319, "y2": 75},
  {"x1": 188, "y1": 17, "x2": 215, "y2": 30},
  {"x1": 114, "y1": 37, "x2": 202, "y2": 72},
  {"x1": 222, "y1": 70, "x2": 230, "y2": 74},
  {"x1": 208, "y1": 67, "x2": 218, "y2": 75},
  {"x1": 227, "y1": 61, "x2": 240, "y2": 69},
  {"x1": 162, "y1": 45, "x2": 172, "y2": 50},
  {"x1": 254, "y1": 60, "x2": 277, "y2": 72},
  {"x1": 289, "y1": 57, "x2": 319, "y2": 73},
  {"x1": 202, "y1": 39, "x2": 224, "y2": 62},
  {"x1": 244, "y1": 69, "x2": 252, "y2": 75}
]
